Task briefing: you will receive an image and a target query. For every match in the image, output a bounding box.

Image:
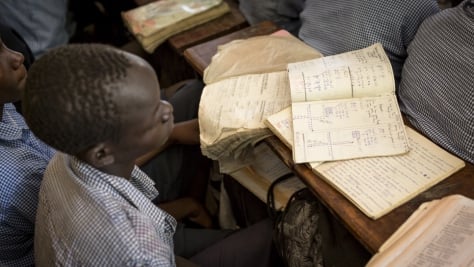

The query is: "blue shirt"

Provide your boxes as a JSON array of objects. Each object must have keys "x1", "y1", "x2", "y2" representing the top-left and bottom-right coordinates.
[
  {"x1": 298, "y1": 0, "x2": 440, "y2": 87},
  {"x1": 0, "y1": 0, "x2": 73, "y2": 58},
  {"x1": 35, "y1": 154, "x2": 177, "y2": 266},
  {"x1": 398, "y1": 1, "x2": 474, "y2": 164},
  {"x1": 0, "y1": 103, "x2": 55, "y2": 267},
  {"x1": 238, "y1": 0, "x2": 304, "y2": 35}
]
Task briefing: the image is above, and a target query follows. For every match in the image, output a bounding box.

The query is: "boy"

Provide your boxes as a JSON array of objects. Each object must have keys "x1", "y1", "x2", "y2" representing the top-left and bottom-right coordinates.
[
  {"x1": 23, "y1": 43, "x2": 275, "y2": 266},
  {"x1": 0, "y1": 28, "x2": 206, "y2": 266},
  {"x1": 398, "y1": 0, "x2": 473, "y2": 164},
  {"x1": 0, "y1": 0, "x2": 72, "y2": 58},
  {"x1": 297, "y1": 0, "x2": 440, "y2": 86},
  {"x1": 0, "y1": 30, "x2": 56, "y2": 267},
  {"x1": 0, "y1": 27, "x2": 211, "y2": 266}
]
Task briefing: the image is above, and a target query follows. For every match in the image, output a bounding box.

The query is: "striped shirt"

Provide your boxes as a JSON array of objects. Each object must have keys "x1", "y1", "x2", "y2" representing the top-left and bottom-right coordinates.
[
  {"x1": 0, "y1": 103, "x2": 55, "y2": 267},
  {"x1": 238, "y1": 0, "x2": 304, "y2": 34},
  {"x1": 34, "y1": 154, "x2": 177, "y2": 266},
  {"x1": 0, "y1": 0, "x2": 71, "y2": 58},
  {"x1": 398, "y1": 0, "x2": 474, "y2": 164},
  {"x1": 298, "y1": 0, "x2": 440, "y2": 86}
]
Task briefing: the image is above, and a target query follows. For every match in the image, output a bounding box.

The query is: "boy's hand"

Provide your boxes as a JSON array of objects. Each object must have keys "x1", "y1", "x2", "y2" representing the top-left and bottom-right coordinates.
[
  {"x1": 168, "y1": 119, "x2": 200, "y2": 145},
  {"x1": 186, "y1": 199, "x2": 213, "y2": 228},
  {"x1": 158, "y1": 197, "x2": 214, "y2": 229},
  {"x1": 135, "y1": 119, "x2": 200, "y2": 166}
]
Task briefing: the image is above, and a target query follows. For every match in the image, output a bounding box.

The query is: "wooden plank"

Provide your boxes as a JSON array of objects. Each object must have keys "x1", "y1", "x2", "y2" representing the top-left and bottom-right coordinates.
[
  {"x1": 183, "y1": 20, "x2": 280, "y2": 76},
  {"x1": 168, "y1": 0, "x2": 248, "y2": 55},
  {"x1": 264, "y1": 134, "x2": 474, "y2": 254},
  {"x1": 182, "y1": 18, "x2": 474, "y2": 254}
]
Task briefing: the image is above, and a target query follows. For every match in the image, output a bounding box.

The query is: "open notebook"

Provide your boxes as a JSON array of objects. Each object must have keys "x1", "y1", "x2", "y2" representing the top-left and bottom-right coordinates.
[{"x1": 265, "y1": 107, "x2": 465, "y2": 219}]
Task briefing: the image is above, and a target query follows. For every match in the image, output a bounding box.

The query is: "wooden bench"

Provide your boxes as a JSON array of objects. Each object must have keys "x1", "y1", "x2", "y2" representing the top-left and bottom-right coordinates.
[
  {"x1": 183, "y1": 20, "x2": 280, "y2": 76},
  {"x1": 148, "y1": 0, "x2": 249, "y2": 87},
  {"x1": 167, "y1": 0, "x2": 248, "y2": 55}
]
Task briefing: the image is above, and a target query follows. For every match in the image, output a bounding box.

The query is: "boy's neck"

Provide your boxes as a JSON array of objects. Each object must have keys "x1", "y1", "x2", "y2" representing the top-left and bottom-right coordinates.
[
  {"x1": 93, "y1": 162, "x2": 136, "y2": 181},
  {"x1": 76, "y1": 149, "x2": 136, "y2": 180}
]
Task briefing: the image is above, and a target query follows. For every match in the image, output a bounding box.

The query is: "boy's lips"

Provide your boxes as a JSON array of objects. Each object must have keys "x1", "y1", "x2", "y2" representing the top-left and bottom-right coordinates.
[
  {"x1": 18, "y1": 76, "x2": 27, "y2": 92},
  {"x1": 18, "y1": 66, "x2": 27, "y2": 82},
  {"x1": 17, "y1": 66, "x2": 27, "y2": 89},
  {"x1": 20, "y1": 72, "x2": 27, "y2": 82}
]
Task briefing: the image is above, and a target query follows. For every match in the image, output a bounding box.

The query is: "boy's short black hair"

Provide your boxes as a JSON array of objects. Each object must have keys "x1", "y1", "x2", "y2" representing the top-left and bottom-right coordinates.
[{"x1": 23, "y1": 43, "x2": 132, "y2": 155}]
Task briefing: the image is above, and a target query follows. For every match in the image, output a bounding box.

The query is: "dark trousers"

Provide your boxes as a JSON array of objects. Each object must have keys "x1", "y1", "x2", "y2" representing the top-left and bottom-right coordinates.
[
  {"x1": 189, "y1": 218, "x2": 278, "y2": 267},
  {"x1": 140, "y1": 79, "x2": 205, "y2": 202}
]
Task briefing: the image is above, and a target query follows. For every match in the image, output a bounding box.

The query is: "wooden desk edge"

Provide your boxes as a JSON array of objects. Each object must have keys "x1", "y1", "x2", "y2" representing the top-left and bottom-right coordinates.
[
  {"x1": 183, "y1": 20, "x2": 280, "y2": 76},
  {"x1": 167, "y1": 0, "x2": 248, "y2": 54},
  {"x1": 264, "y1": 135, "x2": 474, "y2": 253},
  {"x1": 183, "y1": 49, "x2": 208, "y2": 76}
]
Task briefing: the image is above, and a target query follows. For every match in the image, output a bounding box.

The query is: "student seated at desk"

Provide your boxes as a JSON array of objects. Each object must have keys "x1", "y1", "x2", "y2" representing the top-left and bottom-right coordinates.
[
  {"x1": 2, "y1": 0, "x2": 210, "y2": 205},
  {"x1": 398, "y1": 0, "x2": 474, "y2": 164},
  {"x1": 23, "y1": 43, "x2": 276, "y2": 267},
  {"x1": 0, "y1": 27, "x2": 56, "y2": 267},
  {"x1": 0, "y1": 26, "x2": 208, "y2": 266},
  {"x1": 297, "y1": 0, "x2": 440, "y2": 87},
  {"x1": 0, "y1": 0, "x2": 74, "y2": 58}
]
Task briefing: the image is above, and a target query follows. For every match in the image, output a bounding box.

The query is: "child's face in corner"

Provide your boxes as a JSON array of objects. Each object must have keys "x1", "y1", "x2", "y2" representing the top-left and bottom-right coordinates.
[
  {"x1": 0, "y1": 37, "x2": 27, "y2": 104},
  {"x1": 111, "y1": 52, "x2": 174, "y2": 163}
]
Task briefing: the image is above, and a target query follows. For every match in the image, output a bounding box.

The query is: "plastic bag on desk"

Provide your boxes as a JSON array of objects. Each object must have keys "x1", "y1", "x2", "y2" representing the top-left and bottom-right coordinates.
[
  {"x1": 268, "y1": 179, "x2": 324, "y2": 267},
  {"x1": 203, "y1": 30, "x2": 322, "y2": 84}
]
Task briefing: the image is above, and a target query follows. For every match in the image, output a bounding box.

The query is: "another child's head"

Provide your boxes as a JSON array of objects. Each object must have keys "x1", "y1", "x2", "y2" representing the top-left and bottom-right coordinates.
[
  {"x1": 0, "y1": 35, "x2": 27, "y2": 105},
  {"x1": 23, "y1": 44, "x2": 173, "y2": 167}
]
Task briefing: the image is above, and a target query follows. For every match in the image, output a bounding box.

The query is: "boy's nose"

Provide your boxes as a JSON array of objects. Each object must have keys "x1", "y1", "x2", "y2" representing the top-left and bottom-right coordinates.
[
  {"x1": 161, "y1": 100, "x2": 174, "y2": 123},
  {"x1": 7, "y1": 46, "x2": 25, "y2": 70},
  {"x1": 161, "y1": 100, "x2": 173, "y2": 112}
]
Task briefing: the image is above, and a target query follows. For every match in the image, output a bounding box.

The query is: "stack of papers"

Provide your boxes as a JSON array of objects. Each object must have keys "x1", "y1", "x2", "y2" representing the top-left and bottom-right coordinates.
[
  {"x1": 199, "y1": 71, "x2": 291, "y2": 160},
  {"x1": 367, "y1": 194, "x2": 474, "y2": 266},
  {"x1": 122, "y1": 0, "x2": 230, "y2": 53},
  {"x1": 198, "y1": 32, "x2": 322, "y2": 164}
]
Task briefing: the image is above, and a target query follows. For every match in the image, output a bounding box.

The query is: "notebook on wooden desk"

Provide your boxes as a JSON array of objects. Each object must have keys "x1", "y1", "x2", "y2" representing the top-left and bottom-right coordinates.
[
  {"x1": 168, "y1": 0, "x2": 248, "y2": 54},
  {"x1": 183, "y1": 21, "x2": 280, "y2": 76},
  {"x1": 265, "y1": 106, "x2": 465, "y2": 219},
  {"x1": 122, "y1": 0, "x2": 231, "y2": 53},
  {"x1": 367, "y1": 194, "x2": 474, "y2": 266},
  {"x1": 286, "y1": 43, "x2": 410, "y2": 163}
]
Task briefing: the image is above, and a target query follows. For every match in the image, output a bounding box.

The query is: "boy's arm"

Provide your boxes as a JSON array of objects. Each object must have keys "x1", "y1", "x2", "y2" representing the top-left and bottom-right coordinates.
[
  {"x1": 169, "y1": 118, "x2": 200, "y2": 145},
  {"x1": 158, "y1": 197, "x2": 213, "y2": 228},
  {"x1": 135, "y1": 119, "x2": 200, "y2": 166}
]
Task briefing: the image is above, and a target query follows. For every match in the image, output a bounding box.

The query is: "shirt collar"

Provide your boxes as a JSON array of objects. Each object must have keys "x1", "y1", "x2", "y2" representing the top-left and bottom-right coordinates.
[
  {"x1": 0, "y1": 103, "x2": 28, "y2": 141},
  {"x1": 68, "y1": 156, "x2": 176, "y2": 229},
  {"x1": 70, "y1": 156, "x2": 159, "y2": 199}
]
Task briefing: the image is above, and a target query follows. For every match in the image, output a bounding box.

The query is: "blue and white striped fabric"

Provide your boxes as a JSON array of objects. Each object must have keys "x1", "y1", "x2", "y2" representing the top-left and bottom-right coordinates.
[
  {"x1": 398, "y1": 0, "x2": 474, "y2": 164},
  {"x1": 0, "y1": 0, "x2": 71, "y2": 58},
  {"x1": 298, "y1": 0, "x2": 440, "y2": 86},
  {"x1": 34, "y1": 154, "x2": 177, "y2": 266},
  {"x1": 0, "y1": 103, "x2": 55, "y2": 267}
]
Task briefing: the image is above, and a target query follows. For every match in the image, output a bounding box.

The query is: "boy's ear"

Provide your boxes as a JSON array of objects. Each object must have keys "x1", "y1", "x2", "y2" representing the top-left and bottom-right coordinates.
[{"x1": 83, "y1": 143, "x2": 115, "y2": 168}]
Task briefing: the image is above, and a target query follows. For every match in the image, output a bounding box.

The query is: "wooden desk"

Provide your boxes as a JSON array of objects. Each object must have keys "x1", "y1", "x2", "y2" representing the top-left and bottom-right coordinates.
[
  {"x1": 167, "y1": 0, "x2": 248, "y2": 55},
  {"x1": 183, "y1": 20, "x2": 280, "y2": 76},
  {"x1": 265, "y1": 136, "x2": 474, "y2": 253},
  {"x1": 183, "y1": 23, "x2": 474, "y2": 254},
  {"x1": 138, "y1": 0, "x2": 247, "y2": 87}
]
